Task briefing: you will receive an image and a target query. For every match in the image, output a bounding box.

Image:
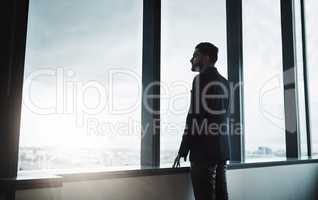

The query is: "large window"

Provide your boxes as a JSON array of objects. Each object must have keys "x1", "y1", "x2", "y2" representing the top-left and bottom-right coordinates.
[
  {"x1": 18, "y1": 0, "x2": 143, "y2": 171},
  {"x1": 15, "y1": 0, "x2": 317, "y2": 173},
  {"x1": 160, "y1": 0, "x2": 227, "y2": 166},
  {"x1": 243, "y1": 0, "x2": 286, "y2": 161},
  {"x1": 305, "y1": 0, "x2": 318, "y2": 156}
]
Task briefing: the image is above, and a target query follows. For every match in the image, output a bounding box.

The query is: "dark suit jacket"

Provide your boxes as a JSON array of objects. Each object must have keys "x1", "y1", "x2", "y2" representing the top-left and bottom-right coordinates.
[{"x1": 178, "y1": 66, "x2": 230, "y2": 163}]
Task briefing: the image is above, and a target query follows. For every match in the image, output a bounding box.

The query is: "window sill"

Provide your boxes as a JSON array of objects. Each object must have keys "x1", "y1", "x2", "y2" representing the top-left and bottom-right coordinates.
[
  {"x1": 227, "y1": 156, "x2": 318, "y2": 170},
  {"x1": 0, "y1": 175, "x2": 62, "y2": 191},
  {"x1": 2, "y1": 157, "x2": 318, "y2": 191}
]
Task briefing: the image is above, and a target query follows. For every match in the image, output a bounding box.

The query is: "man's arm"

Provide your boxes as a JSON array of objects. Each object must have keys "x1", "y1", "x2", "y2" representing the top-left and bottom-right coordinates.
[
  {"x1": 178, "y1": 114, "x2": 192, "y2": 159},
  {"x1": 177, "y1": 76, "x2": 199, "y2": 160},
  {"x1": 173, "y1": 108, "x2": 192, "y2": 168},
  {"x1": 173, "y1": 113, "x2": 191, "y2": 168}
]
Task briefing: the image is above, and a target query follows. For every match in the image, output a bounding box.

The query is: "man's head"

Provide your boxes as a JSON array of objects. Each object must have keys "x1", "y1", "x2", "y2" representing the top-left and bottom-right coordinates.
[{"x1": 190, "y1": 42, "x2": 218, "y2": 72}]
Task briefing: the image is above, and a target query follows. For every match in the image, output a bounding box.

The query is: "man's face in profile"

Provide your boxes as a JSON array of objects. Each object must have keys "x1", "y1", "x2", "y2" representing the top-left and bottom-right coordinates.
[{"x1": 190, "y1": 48, "x2": 209, "y2": 72}]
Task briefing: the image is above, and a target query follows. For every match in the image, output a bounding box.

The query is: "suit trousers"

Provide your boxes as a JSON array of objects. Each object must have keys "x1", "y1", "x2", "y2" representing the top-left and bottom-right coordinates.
[{"x1": 190, "y1": 162, "x2": 228, "y2": 200}]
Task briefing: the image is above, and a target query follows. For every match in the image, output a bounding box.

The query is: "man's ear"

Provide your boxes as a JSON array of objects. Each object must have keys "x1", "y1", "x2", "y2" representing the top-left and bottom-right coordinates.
[
  {"x1": 203, "y1": 55, "x2": 210, "y2": 64},
  {"x1": 210, "y1": 55, "x2": 217, "y2": 64}
]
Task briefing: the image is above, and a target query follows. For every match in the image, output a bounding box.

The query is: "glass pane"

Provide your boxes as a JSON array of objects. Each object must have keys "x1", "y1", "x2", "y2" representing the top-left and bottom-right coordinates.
[
  {"x1": 19, "y1": 0, "x2": 143, "y2": 171},
  {"x1": 243, "y1": 0, "x2": 286, "y2": 161},
  {"x1": 305, "y1": 0, "x2": 318, "y2": 156},
  {"x1": 161, "y1": 0, "x2": 227, "y2": 167},
  {"x1": 294, "y1": 0, "x2": 308, "y2": 157}
]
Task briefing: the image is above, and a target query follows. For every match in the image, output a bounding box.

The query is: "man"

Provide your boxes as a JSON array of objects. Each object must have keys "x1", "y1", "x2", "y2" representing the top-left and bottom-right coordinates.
[{"x1": 173, "y1": 42, "x2": 230, "y2": 200}]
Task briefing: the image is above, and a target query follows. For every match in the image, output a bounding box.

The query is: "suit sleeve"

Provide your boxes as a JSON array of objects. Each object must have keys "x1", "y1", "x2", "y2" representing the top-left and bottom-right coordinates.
[
  {"x1": 178, "y1": 108, "x2": 192, "y2": 157},
  {"x1": 178, "y1": 77, "x2": 198, "y2": 157}
]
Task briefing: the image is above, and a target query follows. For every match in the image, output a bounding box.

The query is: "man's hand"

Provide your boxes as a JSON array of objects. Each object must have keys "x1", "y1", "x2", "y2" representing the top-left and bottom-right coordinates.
[
  {"x1": 172, "y1": 154, "x2": 187, "y2": 168},
  {"x1": 172, "y1": 155, "x2": 180, "y2": 168}
]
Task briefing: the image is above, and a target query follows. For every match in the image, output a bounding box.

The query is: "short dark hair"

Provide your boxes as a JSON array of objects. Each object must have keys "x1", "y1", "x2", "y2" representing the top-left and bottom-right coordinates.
[{"x1": 195, "y1": 42, "x2": 218, "y2": 64}]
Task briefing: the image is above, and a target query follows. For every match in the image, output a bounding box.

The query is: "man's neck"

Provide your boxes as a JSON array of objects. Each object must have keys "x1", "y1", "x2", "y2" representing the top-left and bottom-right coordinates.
[{"x1": 199, "y1": 63, "x2": 214, "y2": 73}]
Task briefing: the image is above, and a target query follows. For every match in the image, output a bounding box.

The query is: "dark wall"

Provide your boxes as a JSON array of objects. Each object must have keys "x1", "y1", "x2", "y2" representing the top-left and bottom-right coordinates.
[{"x1": 0, "y1": 0, "x2": 28, "y2": 179}]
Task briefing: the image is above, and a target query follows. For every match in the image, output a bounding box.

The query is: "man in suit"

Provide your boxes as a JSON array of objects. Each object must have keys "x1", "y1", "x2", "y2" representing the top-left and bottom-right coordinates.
[{"x1": 173, "y1": 42, "x2": 230, "y2": 200}]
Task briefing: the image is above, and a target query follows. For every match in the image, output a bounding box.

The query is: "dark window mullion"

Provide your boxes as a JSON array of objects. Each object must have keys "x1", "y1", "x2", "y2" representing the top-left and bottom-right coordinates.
[
  {"x1": 141, "y1": 0, "x2": 161, "y2": 168},
  {"x1": 226, "y1": 0, "x2": 244, "y2": 162},
  {"x1": 299, "y1": 0, "x2": 312, "y2": 157},
  {"x1": 281, "y1": 0, "x2": 300, "y2": 158}
]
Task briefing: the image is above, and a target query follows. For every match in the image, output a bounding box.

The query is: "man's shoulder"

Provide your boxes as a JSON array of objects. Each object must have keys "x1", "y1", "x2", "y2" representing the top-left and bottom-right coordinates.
[
  {"x1": 200, "y1": 69, "x2": 228, "y2": 82},
  {"x1": 212, "y1": 70, "x2": 228, "y2": 84},
  {"x1": 218, "y1": 74, "x2": 229, "y2": 85}
]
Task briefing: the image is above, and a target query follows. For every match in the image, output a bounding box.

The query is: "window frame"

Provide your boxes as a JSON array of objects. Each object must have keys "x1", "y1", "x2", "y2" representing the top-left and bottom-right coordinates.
[{"x1": 299, "y1": 0, "x2": 312, "y2": 157}]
